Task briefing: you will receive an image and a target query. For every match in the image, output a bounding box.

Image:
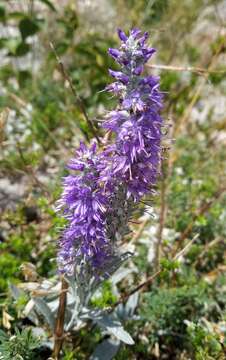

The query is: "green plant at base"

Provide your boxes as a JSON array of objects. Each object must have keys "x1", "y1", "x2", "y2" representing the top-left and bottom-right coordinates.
[
  {"x1": 187, "y1": 322, "x2": 223, "y2": 360},
  {"x1": 0, "y1": 328, "x2": 40, "y2": 360}
]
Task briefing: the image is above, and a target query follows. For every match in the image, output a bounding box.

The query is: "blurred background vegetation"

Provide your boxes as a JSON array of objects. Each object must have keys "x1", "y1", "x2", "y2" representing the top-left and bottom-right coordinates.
[{"x1": 0, "y1": 0, "x2": 225, "y2": 359}]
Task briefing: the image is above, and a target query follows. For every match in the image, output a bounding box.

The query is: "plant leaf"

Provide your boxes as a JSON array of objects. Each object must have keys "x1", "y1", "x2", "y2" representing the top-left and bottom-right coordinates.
[
  {"x1": 19, "y1": 17, "x2": 40, "y2": 40},
  {"x1": 111, "y1": 267, "x2": 134, "y2": 285},
  {"x1": 90, "y1": 338, "x2": 120, "y2": 360},
  {"x1": 83, "y1": 310, "x2": 134, "y2": 345},
  {"x1": 16, "y1": 42, "x2": 30, "y2": 56},
  {"x1": 33, "y1": 298, "x2": 55, "y2": 329},
  {"x1": 97, "y1": 315, "x2": 134, "y2": 345},
  {"x1": 124, "y1": 292, "x2": 139, "y2": 317},
  {"x1": 39, "y1": 0, "x2": 56, "y2": 11},
  {"x1": 9, "y1": 284, "x2": 23, "y2": 300}
]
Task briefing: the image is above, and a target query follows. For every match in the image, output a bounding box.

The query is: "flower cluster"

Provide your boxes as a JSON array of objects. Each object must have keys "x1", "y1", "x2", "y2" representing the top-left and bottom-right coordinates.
[
  {"x1": 57, "y1": 142, "x2": 111, "y2": 275},
  {"x1": 57, "y1": 28, "x2": 164, "y2": 275},
  {"x1": 104, "y1": 28, "x2": 163, "y2": 200}
]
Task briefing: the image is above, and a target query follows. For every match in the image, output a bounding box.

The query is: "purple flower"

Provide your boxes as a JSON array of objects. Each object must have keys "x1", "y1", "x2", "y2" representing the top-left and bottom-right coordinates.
[
  {"x1": 108, "y1": 69, "x2": 129, "y2": 84},
  {"x1": 133, "y1": 65, "x2": 144, "y2": 75},
  {"x1": 103, "y1": 28, "x2": 163, "y2": 200},
  {"x1": 103, "y1": 111, "x2": 129, "y2": 131},
  {"x1": 108, "y1": 48, "x2": 121, "y2": 60},
  {"x1": 130, "y1": 28, "x2": 142, "y2": 39},
  {"x1": 57, "y1": 142, "x2": 112, "y2": 274},
  {"x1": 57, "y1": 29, "x2": 164, "y2": 275},
  {"x1": 117, "y1": 28, "x2": 128, "y2": 42}
]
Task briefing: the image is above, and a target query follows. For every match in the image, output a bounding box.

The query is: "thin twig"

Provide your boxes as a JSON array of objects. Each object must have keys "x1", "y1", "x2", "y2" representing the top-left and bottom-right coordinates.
[
  {"x1": 173, "y1": 39, "x2": 225, "y2": 138},
  {"x1": 174, "y1": 234, "x2": 199, "y2": 260},
  {"x1": 52, "y1": 277, "x2": 69, "y2": 360},
  {"x1": 110, "y1": 269, "x2": 162, "y2": 310},
  {"x1": 146, "y1": 63, "x2": 226, "y2": 75},
  {"x1": 49, "y1": 42, "x2": 100, "y2": 144}
]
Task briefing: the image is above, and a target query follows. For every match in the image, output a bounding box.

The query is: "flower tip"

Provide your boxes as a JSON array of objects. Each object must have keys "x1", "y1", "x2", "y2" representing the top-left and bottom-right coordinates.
[
  {"x1": 130, "y1": 28, "x2": 142, "y2": 39},
  {"x1": 108, "y1": 69, "x2": 114, "y2": 76},
  {"x1": 79, "y1": 141, "x2": 86, "y2": 150},
  {"x1": 139, "y1": 31, "x2": 149, "y2": 46},
  {"x1": 108, "y1": 69, "x2": 129, "y2": 84},
  {"x1": 133, "y1": 65, "x2": 144, "y2": 76},
  {"x1": 108, "y1": 48, "x2": 120, "y2": 59},
  {"x1": 117, "y1": 28, "x2": 128, "y2": 42}
]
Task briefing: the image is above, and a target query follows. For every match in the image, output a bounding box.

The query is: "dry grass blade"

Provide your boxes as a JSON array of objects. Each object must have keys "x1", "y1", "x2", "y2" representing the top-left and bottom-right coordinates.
[{"x1": 146, "y1": 63, "x2": 226, "y2": 75}]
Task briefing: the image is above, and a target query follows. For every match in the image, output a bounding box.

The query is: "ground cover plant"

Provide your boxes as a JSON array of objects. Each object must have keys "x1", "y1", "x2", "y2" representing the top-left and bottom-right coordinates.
[{"x1": 0, "y1": 1, "x2": 226, "y2": 359}]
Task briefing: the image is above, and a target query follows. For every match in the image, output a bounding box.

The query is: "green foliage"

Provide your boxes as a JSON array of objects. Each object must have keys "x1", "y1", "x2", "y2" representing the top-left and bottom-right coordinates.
[
  {"x1": 187, "y1": 322, "x2": 223, "y2": 360},
  {"x1": 19, "y1": 17, "x2": 40, "y2": 40},
  {"x1": 142, "y1": 283, "x2": 208, "y2": 336},
  {"x1": 138, "y1": 275, "x2": 225, "y2": 358},
  {"x1": 91, "y1": 281, "x2": 117, "y2": 308},
  {"x1": 160, "y1": 258, "x2": 180, "y2": 271},
  {"x1": 0, "y1": 328, "x2": 40, "y2": 360},
  {"x1": 0, "y1": 253, "x2": 20, "y2": 291}
]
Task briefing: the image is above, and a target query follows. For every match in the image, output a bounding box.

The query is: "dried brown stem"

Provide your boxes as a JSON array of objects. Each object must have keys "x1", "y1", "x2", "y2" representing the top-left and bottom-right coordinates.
[
  {"x1": 110, "y1": 269, "x2": 162, "y2": 310},
  {"x1": 52, "y1": 277, "x2": 68, "y2": 360},
  {"x1": 50, "y1": 42, "x2": 100, "y2": 144}
]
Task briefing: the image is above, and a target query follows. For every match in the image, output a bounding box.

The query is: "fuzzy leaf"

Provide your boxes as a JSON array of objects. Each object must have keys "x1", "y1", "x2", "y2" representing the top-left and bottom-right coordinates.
[
  {"x1": 111, "y1": 267, "x2": 134, "y2": 285},
  {"x1": 83, "y1": 310, "x2": 134, "y2": 345},
  {"x1": 124, "y1": 292, "x2": 139, "y2": 317},
  {"x1": 90, "y1": 338, "x2": 120, "y2": 360},
  {"x1": 9, "y1": 284, "x2": 23, "y2": 300},
  {"x1": 33, "y1": 298, "x2": 55, "y2": 329},
  {"x1": 97, "y1": 315, "x2": 134, "y2": 345}
]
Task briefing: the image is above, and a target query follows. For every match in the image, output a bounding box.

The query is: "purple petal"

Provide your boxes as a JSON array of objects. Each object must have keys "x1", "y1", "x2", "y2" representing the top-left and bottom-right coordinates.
[
  {"x1": 109, "y1": 69, "x2": 129, "y2": 84},
  {"x1": 117, "y1": 28, "x2": 128, "y2": 42},
  {"x1": 108, "y1": 48, "x2": 121, "y2": 59}
]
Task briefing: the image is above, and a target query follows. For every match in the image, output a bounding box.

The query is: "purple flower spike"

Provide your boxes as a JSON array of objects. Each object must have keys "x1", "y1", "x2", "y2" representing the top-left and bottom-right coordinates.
[
  {"x1": 56, "y1": 142, "x2": 112, "y2": 275},
  {"x1": 105, "y1": 28, "x2": 164, "y2": 199},
  {"x1": 57, "y1": 28, "x2": 164, "y2": 275}
]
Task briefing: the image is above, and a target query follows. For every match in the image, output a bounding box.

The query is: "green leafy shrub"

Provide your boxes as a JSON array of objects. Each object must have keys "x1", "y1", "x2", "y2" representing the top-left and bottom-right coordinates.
[
  {"x1": 0, "y1": 328, "x2": 40, "y2": 360},
  {"x1": 187, "y1": 322, "x2": 224, "y2": 360}
]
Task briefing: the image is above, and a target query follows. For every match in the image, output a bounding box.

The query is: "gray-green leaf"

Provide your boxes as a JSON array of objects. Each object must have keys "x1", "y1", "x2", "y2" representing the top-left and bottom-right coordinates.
[
  {"x1": 90, "y1": 338, "x2": 120, "y2": 360},
  {"x1": 33, "y1": 298, "x2": 55, "y2": 330}
]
